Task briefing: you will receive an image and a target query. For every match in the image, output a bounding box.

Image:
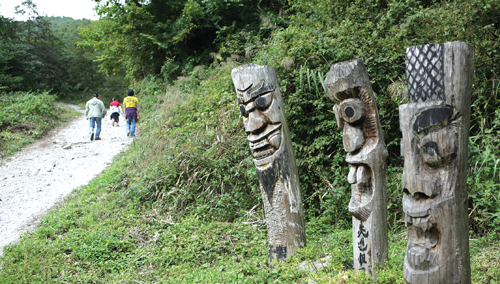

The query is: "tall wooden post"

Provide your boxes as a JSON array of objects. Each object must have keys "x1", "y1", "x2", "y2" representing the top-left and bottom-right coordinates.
[
  {"x1": 400, "y1": 42, "x2": 473, "y2": 283},
  {"x1": 324, "y1": 58, "x2": 388, "y2": 277},
  {"x1": 231, "y1": 63, "x2": 306, "y2": 264}
]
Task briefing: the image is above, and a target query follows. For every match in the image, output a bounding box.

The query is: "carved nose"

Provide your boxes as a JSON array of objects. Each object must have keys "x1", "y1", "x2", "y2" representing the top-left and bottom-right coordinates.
[{"x1": 245, "y1": 110, "x2": 267, "y2": 133}]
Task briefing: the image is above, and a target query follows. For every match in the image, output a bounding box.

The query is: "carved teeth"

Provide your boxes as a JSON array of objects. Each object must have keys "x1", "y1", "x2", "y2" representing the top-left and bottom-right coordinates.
[
  {"x1": 403, "y1": 197, "x2": 432, "y2": 218},
  {"x1": 268, "y1": 131, "x2": 281, "y2": 150},
  {"x1": 250, "y1": 139, "x2": 270, "y2": 150},
  {"x1": 348, "y1": 165, "x2": 357, "y2": 184},
  {"x1": 347, "y1": 164, "x2": 371, "y2": 186},
  {"x1": 356, "y1": 165, "x2": 370, "y2": 185},
  {"x1": 249, "y1": 130, "x2": 281, "y2": 160},
  {"x1": 405, "y1": 214, "x2": 432, "y2": 231},
  {"x1": 253, "y1": 148, "x2": 274, "y2": 159},
  {"x1": 408, "y1": 246, "x2": 428, "y2": 267},
  {"x1": 247, "y1": 123, "x2": 282, "y2": 143},
  {"x1": 249, "y1": 129, "x2": 281, "y2": 160}
]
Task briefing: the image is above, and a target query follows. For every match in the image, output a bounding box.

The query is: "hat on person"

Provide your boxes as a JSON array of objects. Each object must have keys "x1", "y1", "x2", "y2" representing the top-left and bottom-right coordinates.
[{"x1": 93, "y1": 93, "x2": 99, "y2": 97}]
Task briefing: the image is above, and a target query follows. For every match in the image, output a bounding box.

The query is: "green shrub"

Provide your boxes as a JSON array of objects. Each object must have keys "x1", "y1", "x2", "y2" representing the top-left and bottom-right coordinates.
[
  {"x1": 116, "y1": 62, "x2": 262, "y2": 223},
  {"x1": 0, "y1": 91, "x2": 79, "y2": 157},
  {"x1": 253, "y1": 0, "x2": 500, "y2": 233}
]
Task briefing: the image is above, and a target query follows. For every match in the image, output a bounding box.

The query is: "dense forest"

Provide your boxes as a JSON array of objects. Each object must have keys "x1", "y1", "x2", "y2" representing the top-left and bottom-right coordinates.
[
  {"x1": 1, "y1": 0, "x2": 499, "y2": 282},
  {"x1": 0, "y1": 1, "x2": 127, "y2": 97}
]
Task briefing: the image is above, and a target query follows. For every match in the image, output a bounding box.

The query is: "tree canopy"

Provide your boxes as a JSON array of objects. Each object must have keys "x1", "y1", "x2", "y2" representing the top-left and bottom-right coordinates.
[{"x1": 79, "y1": 0, "x2": 289, "y2": 81}]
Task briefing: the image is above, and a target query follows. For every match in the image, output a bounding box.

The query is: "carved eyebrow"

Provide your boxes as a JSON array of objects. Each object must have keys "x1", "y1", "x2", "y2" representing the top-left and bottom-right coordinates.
[
  {"x1": 249, "y1": 82, "x2": 275, "y2": 100},
  {"x1": 413, "y1": 107, "x2": 453, "y2": 133},
  {"x1": 236, "y1": 83, "x2": 253, "y2": 93}
]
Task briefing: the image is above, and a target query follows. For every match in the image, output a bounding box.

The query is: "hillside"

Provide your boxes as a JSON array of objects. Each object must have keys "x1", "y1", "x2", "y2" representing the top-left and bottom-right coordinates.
[{"x1": 0, "y1": 0, "x2": 499, "y2": 282}]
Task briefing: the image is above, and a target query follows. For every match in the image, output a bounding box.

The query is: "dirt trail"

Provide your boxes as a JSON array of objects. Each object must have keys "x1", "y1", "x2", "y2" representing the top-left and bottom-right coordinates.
[{"x1": 0, "y1": 104, "x2": 133, "y2": 254}]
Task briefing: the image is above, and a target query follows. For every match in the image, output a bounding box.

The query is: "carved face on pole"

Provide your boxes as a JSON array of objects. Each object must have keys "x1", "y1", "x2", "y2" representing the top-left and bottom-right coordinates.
[
  {"x1": 334, "y1": 94, "x2": 378, "y2": 222},
  {"x1": 232, "y1": 64, "x2": 289, "y2": 203},
  {"x1": 237, "y1": 80, "x2": 284, "y2": 166},
  {"x1": 400, "y1": 42, "x2": 473, "y2": 283},
  {"x1": 325, "y1": 58, "x2": 388, "y2": 276},
  {"x1": 232, "y1": 63, "x2": 305, "y2": 263}
]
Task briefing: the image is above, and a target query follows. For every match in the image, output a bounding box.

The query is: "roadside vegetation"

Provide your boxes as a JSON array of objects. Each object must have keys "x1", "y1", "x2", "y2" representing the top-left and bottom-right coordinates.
[
  {"x1": 0, "y1": 0, "x2": 499, "y2": 282},
  {"x1": 0, "y1": 92, "x2": 80, "y2": 159}
]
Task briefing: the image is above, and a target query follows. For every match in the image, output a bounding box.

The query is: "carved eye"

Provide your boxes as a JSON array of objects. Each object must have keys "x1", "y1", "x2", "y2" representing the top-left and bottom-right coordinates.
[
  {"x1": 419, "y1": 127, "x2": 457, "y2": 167},
  {"x1": 255, "y1": 93, "x2": 272, "y2": 110},
  {"x1": 344, "y1": 106, "x2": 355, "y2": 118},
  {"x1": 239, "y1": 105, "x2": 247, "y2": 117},
  {"x1": 421, "y1": 142, "x2": 439, "y2": 157},
  {"x1": 340, "y1": 98, "x2": 365, "y2": 124}
]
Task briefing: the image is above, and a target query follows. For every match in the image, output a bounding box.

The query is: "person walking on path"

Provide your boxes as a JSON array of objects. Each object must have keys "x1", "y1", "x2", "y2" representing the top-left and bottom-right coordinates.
[
  {"x1": 123, "y1": 89, "x2": 140, "y2": 137},
  {"x1": 109, "y1": 97, "x2": 123, "y2": 127},
  {"x1": 85, "y1": 93, "x2": 107, "y2": 141}
]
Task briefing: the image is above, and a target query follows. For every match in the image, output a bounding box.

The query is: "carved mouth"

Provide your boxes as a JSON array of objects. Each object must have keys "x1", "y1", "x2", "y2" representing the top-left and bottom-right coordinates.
[
  {"x1": 404, "y1": 206, "x2": 431, "y2": 219},
  {"x1": 402, "y1": 194, "x2": 434, "y2": 224},
  {"x1": 406, "y1": 229, "x2": 439, "y2": 270},
  {"x1": 347, "y1": 164, "x2": 373, "y2": 221},
  {"x1": 248, "y1": 127, "x2": 282, "y2": 160},
  {"x1": 247, "y1": 123, "x2": 281, "y2": 143},
  {"x1": 405, "y1": 209, "x2": 439, "y2": 270}
]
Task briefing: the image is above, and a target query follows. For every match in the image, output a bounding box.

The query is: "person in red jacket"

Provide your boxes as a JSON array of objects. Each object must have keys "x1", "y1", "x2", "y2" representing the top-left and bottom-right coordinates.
[{"x1": 109, "y1": 97, "x2": 123, "y2": 127}]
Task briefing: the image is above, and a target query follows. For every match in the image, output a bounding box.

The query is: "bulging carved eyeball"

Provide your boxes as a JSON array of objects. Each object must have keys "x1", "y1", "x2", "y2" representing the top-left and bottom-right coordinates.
[
  {"x1": 340, "y1": 98, "x2": 365, "y2": 124},
  {"x1": 255, "y1": 93, "x2": 272, "y2": 110}
]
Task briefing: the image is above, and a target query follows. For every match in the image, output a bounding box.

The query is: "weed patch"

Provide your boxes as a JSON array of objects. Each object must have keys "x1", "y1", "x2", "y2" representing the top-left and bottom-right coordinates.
[{"x1": 0, "y1": 91, "x2": 81, "y2": 158}]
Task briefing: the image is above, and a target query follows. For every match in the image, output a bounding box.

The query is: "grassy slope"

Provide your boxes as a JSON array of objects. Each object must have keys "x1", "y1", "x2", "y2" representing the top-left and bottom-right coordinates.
[
  {"x1": 0, "y1": 68, "x2": 499, "y2": 283},
  {"x1": 0, "y1": 150, "x2": 498, "y2": 283},
  {"x1": 1, "y1": 1, "x2": 499, "y2": 282}
]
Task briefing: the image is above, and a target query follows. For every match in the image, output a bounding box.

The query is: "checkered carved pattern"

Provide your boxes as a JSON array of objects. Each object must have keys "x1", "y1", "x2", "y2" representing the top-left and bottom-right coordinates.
[{"x1": 405, "y1": 44, "x2": 445, "y2": 103}]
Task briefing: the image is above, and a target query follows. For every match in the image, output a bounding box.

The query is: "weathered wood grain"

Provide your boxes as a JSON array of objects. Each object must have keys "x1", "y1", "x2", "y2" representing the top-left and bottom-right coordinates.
[
  {"x1": 231, "y1": 64, "x2": 306, "y2": 265},
  {"x1": 400, "y1": 41, "x2": 473, "y2": 284},
  {"x1": 324, "y1": 58, "x2": 388, "y2": 278}
]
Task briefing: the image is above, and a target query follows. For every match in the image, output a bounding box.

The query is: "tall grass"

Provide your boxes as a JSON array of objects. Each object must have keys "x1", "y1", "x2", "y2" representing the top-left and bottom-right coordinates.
[{"x1": 468, "y1": 74, "x2": 500, "y2": 236}]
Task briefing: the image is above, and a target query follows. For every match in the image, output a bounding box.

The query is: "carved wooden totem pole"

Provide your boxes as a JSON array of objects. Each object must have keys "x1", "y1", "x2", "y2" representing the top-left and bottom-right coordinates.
[
  {"x1": 400, "y1": 42, "x2": 473, "y2": 283},
  {"x1": 324, "y1": 58, "x2": 388, "y2": 277},
  {"x1": 231, "y1": 64, "x2": 306, "y2": 264}
]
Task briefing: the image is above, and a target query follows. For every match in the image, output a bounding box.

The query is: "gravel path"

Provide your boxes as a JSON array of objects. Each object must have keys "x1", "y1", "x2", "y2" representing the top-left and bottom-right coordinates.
[{"x1": 0, "y1": 104, "x2": 133, "y2": 254}]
